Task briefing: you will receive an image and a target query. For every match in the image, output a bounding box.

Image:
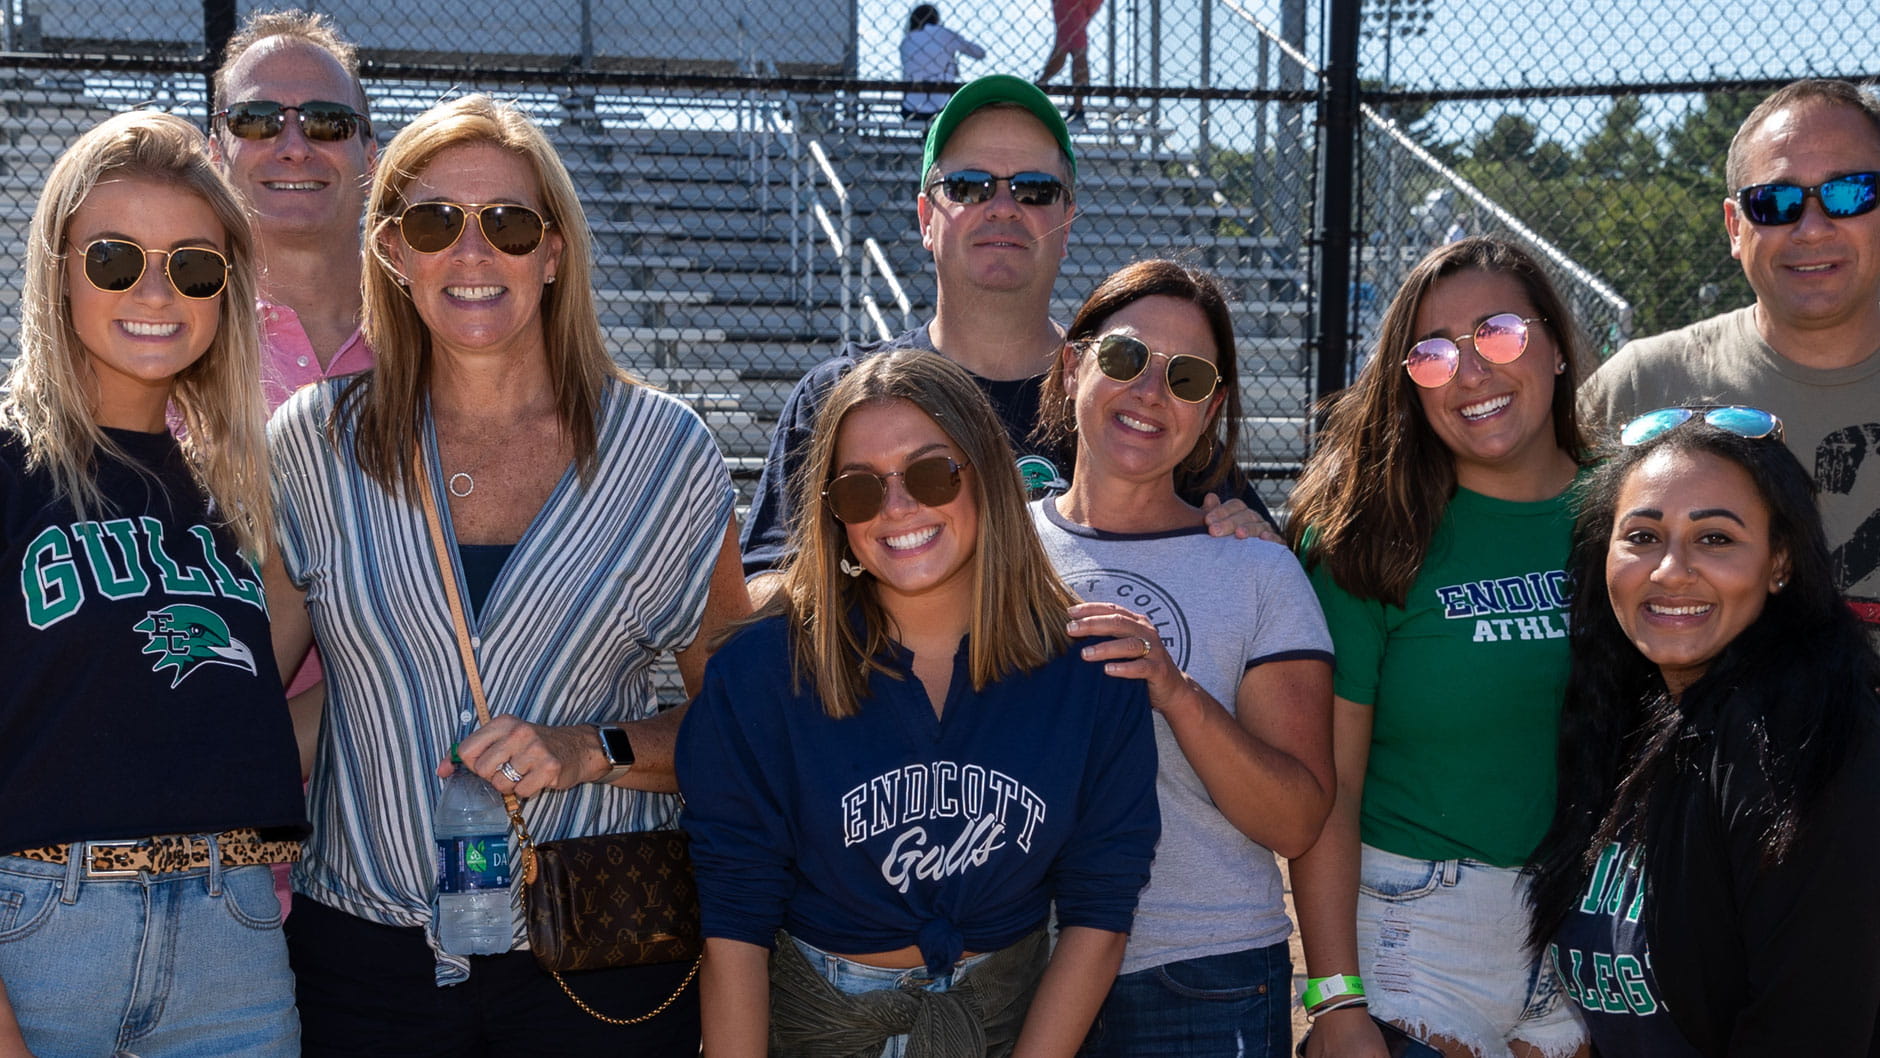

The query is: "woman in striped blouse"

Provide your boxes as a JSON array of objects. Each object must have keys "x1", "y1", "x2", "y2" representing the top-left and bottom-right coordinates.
[{"x1": 263, "y1": 95, "x2": 748, "y2": 1054}]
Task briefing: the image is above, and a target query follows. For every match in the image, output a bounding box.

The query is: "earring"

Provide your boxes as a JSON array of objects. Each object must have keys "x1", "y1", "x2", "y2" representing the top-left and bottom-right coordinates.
[
  {"x1": 1554, "y1": 360, "x2": 1566, "y2": 375},
  {"x1": 839, "y1": 555, "x2": 867, "y2": 578},
  {"x1": 545, "y1": 275, "x2": 556, "y2": 285},
  {"x1": 1775, "y1": 577, "x2": 1788, "y2": 590}
]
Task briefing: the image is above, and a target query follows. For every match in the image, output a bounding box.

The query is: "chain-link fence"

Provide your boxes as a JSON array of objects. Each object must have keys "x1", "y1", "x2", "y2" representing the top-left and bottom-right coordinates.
[
  {"x1": 1351, "y1": 1, "x2": 1878, "y2": 377},
  {"x1": 0, "y1": 1, "x2": 1875, "y2": 513}
]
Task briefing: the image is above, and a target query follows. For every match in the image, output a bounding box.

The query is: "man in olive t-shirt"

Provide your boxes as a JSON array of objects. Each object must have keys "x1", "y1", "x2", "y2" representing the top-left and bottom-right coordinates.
[{"x1": 1580, "y1": 79, "x2": 1880, "y2": 626}]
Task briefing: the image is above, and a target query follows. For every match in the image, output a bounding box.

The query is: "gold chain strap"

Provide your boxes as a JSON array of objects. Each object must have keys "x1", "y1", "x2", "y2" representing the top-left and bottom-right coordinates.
[{"x1": 548, "y1": 957, "x2": 701, "y2": 1025}]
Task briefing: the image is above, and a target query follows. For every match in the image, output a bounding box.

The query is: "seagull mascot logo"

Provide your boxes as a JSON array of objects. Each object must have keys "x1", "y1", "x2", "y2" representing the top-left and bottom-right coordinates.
[{"x1": 134, "y1": 604, "x2": 258, "y2": 688}]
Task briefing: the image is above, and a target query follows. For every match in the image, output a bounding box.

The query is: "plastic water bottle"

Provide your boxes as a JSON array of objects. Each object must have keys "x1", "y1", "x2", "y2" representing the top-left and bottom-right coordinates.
[{"x1": 435, "y1": 750, "x2": 514, "y2": 955}]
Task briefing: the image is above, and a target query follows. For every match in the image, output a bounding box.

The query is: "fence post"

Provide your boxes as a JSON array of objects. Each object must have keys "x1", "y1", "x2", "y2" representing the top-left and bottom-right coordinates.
[
  {"x1": 203, "y1": 0, "x2": 236, "y2": 110},
  {"x1": 1313, "y1": 0, "x2": 1361, "y2": 407}
]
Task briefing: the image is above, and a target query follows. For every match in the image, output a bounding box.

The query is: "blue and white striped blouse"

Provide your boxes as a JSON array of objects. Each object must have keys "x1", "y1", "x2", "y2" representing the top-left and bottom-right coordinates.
[{"x1": 270, "y1": 376, "x2": 735, "y2": 985}]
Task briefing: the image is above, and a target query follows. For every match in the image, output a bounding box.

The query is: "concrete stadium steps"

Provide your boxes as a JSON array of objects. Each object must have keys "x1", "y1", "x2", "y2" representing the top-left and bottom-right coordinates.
[{"x1": 0, "y1": 81, "x2": 1317, "y2": 477}]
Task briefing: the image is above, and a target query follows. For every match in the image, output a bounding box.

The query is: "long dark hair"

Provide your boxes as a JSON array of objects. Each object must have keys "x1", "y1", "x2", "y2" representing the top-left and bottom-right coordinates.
[
  {"x1": 1527, "y1": 423, "x2": 1879, "y2": 947},
  {"x1": 1034, "y1": 258, "x2": 1243, "y2": 496},
  {"x1": 1287, "y1": 237, "x2": 1589, "y2": 606}
]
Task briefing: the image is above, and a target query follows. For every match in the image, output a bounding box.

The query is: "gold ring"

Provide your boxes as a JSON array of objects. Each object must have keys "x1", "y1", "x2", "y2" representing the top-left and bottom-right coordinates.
[{"x1": 1137, "y1": 637, "x2": 1153, "y2": 658}]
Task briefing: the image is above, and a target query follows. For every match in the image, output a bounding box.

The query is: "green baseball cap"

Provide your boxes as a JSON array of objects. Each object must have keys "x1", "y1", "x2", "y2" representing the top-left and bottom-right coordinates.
[{"x1": 921, "y1": 74, "x2": 1077, "y2": 184}]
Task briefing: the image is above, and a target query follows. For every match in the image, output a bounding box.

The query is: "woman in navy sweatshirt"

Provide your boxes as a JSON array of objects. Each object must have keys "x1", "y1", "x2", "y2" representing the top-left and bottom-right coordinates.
[{"x1": 678, "y1": 349, "x2": 1160, "y2": 1057}]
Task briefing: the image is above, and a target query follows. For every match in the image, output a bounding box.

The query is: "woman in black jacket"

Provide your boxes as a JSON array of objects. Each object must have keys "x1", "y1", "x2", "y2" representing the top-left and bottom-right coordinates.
[{"x1": 1528, "y1": 407, "x2": 1880, "y2": 1056}]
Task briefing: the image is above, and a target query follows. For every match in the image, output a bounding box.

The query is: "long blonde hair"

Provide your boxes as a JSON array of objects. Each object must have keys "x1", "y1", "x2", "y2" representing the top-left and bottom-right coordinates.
[
  {"x1": 769, "y1": 349, "x2": 1076, "y2": 718},
  {"x1": 345, "y1": 94, "x2": 625, "y2": 498},
  {"x1": 3, "y1": 110, "x2": 270, "y2": 560}
]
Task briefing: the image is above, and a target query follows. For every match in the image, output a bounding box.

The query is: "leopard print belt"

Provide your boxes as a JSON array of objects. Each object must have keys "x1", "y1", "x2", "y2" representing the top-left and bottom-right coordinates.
[{"x1": 10, "y1": 828, "x2": 303, "y2": 877}]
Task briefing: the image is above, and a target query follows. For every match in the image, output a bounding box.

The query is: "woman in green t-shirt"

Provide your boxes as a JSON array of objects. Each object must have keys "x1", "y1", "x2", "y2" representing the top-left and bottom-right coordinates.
[{"x1": 1286, "y1": 238, "x2": 1592, "y2": 1058}]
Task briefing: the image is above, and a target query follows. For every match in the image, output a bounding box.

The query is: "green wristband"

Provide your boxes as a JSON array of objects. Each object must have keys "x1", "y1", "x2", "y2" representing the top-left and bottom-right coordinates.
[{"x1": 1300, "y1": 974, "x2": 1365, "y2": 1009}]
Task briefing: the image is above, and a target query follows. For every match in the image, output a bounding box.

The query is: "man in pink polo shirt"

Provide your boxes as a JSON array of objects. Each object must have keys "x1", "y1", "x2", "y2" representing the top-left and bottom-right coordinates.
[
  {"x1": 210, "y1": 12, "x2": 376, "y2": 722},
  {"x1": 211, "y1": 10, "x2": 376, "y2": 417}
]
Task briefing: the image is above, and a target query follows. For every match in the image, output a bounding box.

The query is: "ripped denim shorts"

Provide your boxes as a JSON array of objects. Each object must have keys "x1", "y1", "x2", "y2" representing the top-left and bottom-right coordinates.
[{"x1": 1353, "y1": 843, "x2": 1585, "y2": 1057}]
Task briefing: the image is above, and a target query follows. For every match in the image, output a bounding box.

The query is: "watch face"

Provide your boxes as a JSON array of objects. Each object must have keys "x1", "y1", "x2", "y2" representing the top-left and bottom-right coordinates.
[{"x1": 598, "y1": 725, "x2": 635, "y2": 767}]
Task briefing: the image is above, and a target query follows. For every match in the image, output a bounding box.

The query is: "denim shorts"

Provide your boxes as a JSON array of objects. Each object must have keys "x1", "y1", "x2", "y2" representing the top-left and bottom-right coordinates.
[
  {"x1": 0, "y1": 847, "x2": 298, "y2": 1058},
  {"x1": 1079, "y1": 942, "x2": 1292, "y2": 1058},
  {"x1": 790, "y1": 936, "x2": 993, "y2": 1058},
  {"x1": 1354, "y1": 844, "x2": 1584, "y2": 1057}
]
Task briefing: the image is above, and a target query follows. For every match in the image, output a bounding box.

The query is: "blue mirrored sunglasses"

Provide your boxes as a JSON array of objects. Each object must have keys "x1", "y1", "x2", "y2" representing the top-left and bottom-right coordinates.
[
  {"x1": 1733, "y1": 172, "x2": 1879, "y2": 226},
  {"x1": 1618, "y1": 405, "x2": 1784, "y2": 447}
]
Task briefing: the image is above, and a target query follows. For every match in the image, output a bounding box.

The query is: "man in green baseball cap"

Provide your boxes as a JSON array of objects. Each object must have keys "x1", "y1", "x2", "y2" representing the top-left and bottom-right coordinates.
[
  {"x1": 740, "y1": 74, "x2": 1271, "y2": 592},
  {"x1": 741, "y1": 74, "x2": 1085, "y2": 588}
]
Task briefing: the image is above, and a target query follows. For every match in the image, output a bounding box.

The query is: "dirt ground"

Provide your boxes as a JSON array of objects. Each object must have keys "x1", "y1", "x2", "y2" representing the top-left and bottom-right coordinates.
[{"x1": 1284, "y1": 862, "x2": 1314, "y2": 1046}]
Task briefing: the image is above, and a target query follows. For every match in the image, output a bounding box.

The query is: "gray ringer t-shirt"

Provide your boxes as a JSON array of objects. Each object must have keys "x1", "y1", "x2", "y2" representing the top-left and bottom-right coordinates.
[{"x1": 1029, "y1": 497, "x2": 1334, "y2": 975}]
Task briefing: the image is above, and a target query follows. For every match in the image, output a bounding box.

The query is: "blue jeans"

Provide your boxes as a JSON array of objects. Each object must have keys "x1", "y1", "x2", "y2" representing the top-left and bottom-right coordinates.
[
  {"x1": 1079, "y1": 942, "x2": 1292, "y2": 1058},
  {"x1": 0, "y1": 850, "x2": 297, "y2": 1058},
  {"x1": 790, "y1": 936, "x2": 993, "y2": 1058}
]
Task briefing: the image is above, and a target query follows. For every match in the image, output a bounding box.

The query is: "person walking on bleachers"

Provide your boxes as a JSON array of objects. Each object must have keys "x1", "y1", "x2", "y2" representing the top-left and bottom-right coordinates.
[
  {"x1": 899, "y1": 4, "x2": 985, "y2": 122},
  {"x1": 740, "y1": 74, "x2": 1274, "y2": 597},
  {"x1": 1036, "y1": 0, "x2": 1099, "y2": 126}
]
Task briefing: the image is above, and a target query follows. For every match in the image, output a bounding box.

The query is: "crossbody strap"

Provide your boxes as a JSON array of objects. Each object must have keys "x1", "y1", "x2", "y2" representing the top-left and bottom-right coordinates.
[{"x1": 413, "y1": 448, "x2": 538, "y2": 876}]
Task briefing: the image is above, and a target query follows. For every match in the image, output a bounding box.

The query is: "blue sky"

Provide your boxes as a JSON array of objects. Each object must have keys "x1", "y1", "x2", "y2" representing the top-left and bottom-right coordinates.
[{"x1": 851, "y1": 0, "x2": 1877, "y2": 149}]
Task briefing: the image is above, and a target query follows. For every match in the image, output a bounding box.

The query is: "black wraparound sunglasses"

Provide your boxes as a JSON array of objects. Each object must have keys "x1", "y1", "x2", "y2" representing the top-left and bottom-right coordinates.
[
  {"x1": 925, "y1": 169, "x2": 1069, "y2": 208},
  {"x1": 215, "y1": 99, "x2": 371, "y2": 143}
]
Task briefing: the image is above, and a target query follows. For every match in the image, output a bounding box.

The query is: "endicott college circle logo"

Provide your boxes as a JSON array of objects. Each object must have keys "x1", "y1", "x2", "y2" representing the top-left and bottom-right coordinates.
[
  {"x1": 134, "y1": 603, "x2": 258, "y2": 687},
  {"x1": 1057, "y1": 568, "x2": 1191, "y2": 669}
]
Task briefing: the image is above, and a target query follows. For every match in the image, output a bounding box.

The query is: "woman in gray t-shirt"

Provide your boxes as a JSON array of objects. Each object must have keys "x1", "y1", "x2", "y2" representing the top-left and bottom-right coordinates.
[{"x1": 1029, "y1": 260, "x2": 1336, "y2": 1057}]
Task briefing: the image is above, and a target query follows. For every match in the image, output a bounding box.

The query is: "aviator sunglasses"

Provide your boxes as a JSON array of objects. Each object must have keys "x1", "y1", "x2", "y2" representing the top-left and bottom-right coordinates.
[
  {"x1": 1084, "y1": 333, "x2": 1221, "y2": 404},
  {"x1": 77, "y1": 239, "x2": 230, "y2": 300},
  {"x1": 393, "y1": 202, "x2": 552, "y2": 256},
  {"x1": 1618, "y1": 405, "x2": 1785, "y2": 447},
  {"x1": 215, "y1": 100, "x2": 371, "y2": 143},
  {"x1": 1404, "y1": 312, "x2": 1543, "y2": 389},
  {"x1": 926, "y1": 169, "x2": 1069, "y2": 208},
  {"x1": 1733, "y1": 172, "x2": 1879, "y2": 226},
  {"x1": 823, "y1": 455, "x2": 969, "y2": 523}
]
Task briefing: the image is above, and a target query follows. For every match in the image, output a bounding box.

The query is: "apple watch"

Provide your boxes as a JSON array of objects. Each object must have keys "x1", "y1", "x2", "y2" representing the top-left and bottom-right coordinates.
[{"x1": 593, "y1": 723, "x2": 635, "y2": 783}]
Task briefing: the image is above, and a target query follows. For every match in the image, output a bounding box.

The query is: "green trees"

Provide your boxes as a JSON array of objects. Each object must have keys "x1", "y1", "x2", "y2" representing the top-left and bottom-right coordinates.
[{"x1": 1447, "y1": 92, "x2": 1760, "y2": 352}]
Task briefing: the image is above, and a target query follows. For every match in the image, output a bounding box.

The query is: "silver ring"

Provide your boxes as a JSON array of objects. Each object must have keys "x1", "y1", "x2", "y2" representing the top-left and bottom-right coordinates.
[
  {"x1": 499, "y1": 761, "x2": 523, "y2": 783},
  {"x1": 1137, "y1": 637, "x2": 1153, "y2": 659}
]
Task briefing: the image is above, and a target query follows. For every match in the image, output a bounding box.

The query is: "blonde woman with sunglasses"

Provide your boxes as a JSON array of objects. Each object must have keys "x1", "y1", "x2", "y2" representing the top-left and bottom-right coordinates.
[
  {"x1": 1286, "y1": 237, "x2": 1591, "y2": 1058},
  {"x1": 677, "y1": 349, "x2": 1159, "y2": 1057},
  {"x1": 263, "y1": 95, "x2": 748, "y2": 1052},
  {"x1": 1026, "y1": 260, "x2": 1335, "y2": 1057},
  {"x1": 0, "y1": 111, "x2": 304, "y2": 1056}
]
